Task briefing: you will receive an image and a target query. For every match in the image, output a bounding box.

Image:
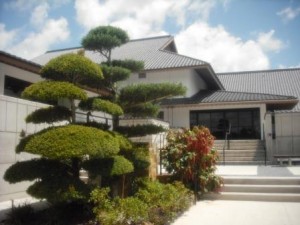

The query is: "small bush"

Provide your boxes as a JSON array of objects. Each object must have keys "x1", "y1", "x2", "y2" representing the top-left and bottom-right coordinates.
[
  {"x1": 90, "y1": 181, "x2": 193, "y2": 225},
  {"x1": 3, "y1": 204, "x2": 36, "y2": 225},
  {"x1": 35, "y1": 201, "x2": 93, "y2": 225},
  {"x1": 136, "y1": 180, "x2": 193, "y2": 225},
  {"x1": 90, "y1": 188, "x2": 147, "y2": 225}
]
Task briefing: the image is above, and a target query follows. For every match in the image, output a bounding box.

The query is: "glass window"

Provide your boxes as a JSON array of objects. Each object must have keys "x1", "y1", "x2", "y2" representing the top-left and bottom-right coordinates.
[
  {"x1": 4, "y1": 76, "x2": 31, "y2": 98},
  {"x1": 190, "y1": 108, "x2": 260, "y2": 140},
  {"x1": 197, "y1": 113, "x2": 210, "y2": 127}
]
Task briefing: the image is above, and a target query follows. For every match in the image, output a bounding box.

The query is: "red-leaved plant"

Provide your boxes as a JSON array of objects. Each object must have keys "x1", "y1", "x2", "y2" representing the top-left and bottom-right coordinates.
[{"x1": 162, "y1": 126, "x2": 223, "y2": 196}]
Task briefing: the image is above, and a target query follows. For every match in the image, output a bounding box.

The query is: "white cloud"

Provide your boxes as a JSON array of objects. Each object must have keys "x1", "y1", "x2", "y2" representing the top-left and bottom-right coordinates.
[
  {"x1": 277, "y1": 7, "x2": 300, "y2": 22},
  {"x1": 1, "y1": 3, "x2": 70, "y2": 59},
  {"x1": 30, "y1": 2, "x2": 49, "y2": 27},
  {"x1": 74, "y1": 0, "x2": 224, "y2": 39},
  {"x1": 278, "y1": 63, "x2": 300, "y2": 69},
  {"x1": 0, "y1": 24, "x2": 17, "y2": 49},
  {"x1": 257, "y1": 30, "x2": 284, "y2": 53},
  {"x1": 176, "y1": 22, "x2": 270, "y2": 72},
  {"x1": 4, "y1": 0, "x2": 70, "y2": 11},
  {"x1": 8, "y1": 18, "x2": 69, "y2": 59}
]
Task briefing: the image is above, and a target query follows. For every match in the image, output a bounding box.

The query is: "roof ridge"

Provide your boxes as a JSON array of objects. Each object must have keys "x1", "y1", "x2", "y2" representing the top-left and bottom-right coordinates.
[
  {"x1": 130, "y1": 35, "x2": 172, "y2": 42},
  {"x1": 217, "y1": 67, "x2": 300, "y2": 75},
  {"x1": 46, "y1": 46, "x2": 82, "y2": 53},
  {"x1": 159, "y1": 49, "x2": 209, "y2": 65},
  {"x1": 212, "y1": 90, "x2": 297, "y2": 99},
  {"x1": 45, "y1": 35, "x2": 173, "y2": 53}
]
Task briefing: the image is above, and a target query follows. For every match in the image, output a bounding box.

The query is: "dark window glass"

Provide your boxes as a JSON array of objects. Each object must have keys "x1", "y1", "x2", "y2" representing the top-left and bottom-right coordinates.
[
  {"x1": 197, "y1": 113, "x2": 210, "y2": 127},
  {"x1": 4, "y1": 76, "x2": 31, "y2": 98},
  {"x1": 190, "y1": 108, "x2": 260, "y2": 140}
]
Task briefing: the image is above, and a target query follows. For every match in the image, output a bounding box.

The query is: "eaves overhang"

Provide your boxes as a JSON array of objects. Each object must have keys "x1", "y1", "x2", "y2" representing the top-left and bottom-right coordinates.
[{"x1": 0, "y1": 51, "x2": 41, "y2": 74}]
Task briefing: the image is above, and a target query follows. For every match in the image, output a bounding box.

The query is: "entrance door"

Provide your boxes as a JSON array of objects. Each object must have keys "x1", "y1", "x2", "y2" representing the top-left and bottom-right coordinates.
[{"x1": 190, "y1": 108, "x2": 260, "y2": 139}]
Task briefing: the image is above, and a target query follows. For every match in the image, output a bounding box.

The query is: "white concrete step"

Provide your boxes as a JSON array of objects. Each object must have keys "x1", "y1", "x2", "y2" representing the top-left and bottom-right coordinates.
[
  {"x1": 222, "y1": 184, "x2": 300, "y2": 193},
  {"x1": 206, "y1": 176, "x2": 300, "y2": 202},
  {"x1": 217, "y1": 150, "x2": 265, "y2": 157},
  {"x1": 204, "y1": 192, "x2": 300, "y2": 202},
  {"x1": 215, "y1": 146, "x2": 264, "y2": 150},
  {"x1": 224, "y1": 177, "x2": 300, "y2": 185},
  {"x1": 218, "y1": 156, "x2": 265, "y2": 161},
  {"x1": 217, "y1": 161, "x2": 267, "y2": 165}
]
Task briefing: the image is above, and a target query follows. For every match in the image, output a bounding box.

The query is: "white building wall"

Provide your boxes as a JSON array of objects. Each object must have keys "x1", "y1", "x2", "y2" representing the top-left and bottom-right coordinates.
[
  {"x1": 162, "y1": 102, "x2": 266, "y2": 140},
  {"x1": 0, "y1": 62, "x2": 43, "y2": 95},
  {"x1": 119, "y1": 68, "x2": 207, "y2": 97}
]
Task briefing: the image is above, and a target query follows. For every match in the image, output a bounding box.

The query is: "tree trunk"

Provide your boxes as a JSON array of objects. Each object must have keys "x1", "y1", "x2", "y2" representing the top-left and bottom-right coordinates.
[
  {"x1": 72, "y1": 157, "x2": 80, "y2": 178},
  {"x1": 71, "y1": 99, "x2": 76, "y2": 123}
]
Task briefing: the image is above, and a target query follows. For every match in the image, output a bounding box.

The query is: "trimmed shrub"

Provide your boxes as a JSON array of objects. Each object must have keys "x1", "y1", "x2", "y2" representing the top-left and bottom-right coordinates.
[
  {"x1": 26, "y1": 106, "x2": 71, "y2": 124},
  {"x1": 22, "y1": 81, "x2": 87, "y2": 102},
  {"x1": 83, "y1": 156, "x2": 134, "y2": 177},
  {"x1": 79, "y1": 97, "x2": 123, "y2": 116},
  {"x1": 116, "y1": 124, "x2": 166, "y2": 137},
  {"x1": 23, "y1": 125, "x2": 120, "y2": 159},
  {"x1": 40, "y1": 53, "x2": 103, "y2": 87}
]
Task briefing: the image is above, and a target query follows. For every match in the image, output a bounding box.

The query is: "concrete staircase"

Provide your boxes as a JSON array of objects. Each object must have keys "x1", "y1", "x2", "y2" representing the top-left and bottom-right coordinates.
[
  {"x1": 214, "y1": 140, "x2": 266, "y2": 165},
  {"x1": 205, "y1": 176, "x2": 300, "y2": 202}
]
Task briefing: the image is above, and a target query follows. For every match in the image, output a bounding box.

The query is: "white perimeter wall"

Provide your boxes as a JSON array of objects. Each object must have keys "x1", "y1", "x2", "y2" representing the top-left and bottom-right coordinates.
[
  {"x1": 119, "y1": 68, "x2": 207, "y2": 97},
  {"x1": 265, "y1": 112, "x2": 300, "y2": 163},
  {"x1": 0, "y1": 95, "x2": 52, "y2": 201},
  {"x1": 162, "y1": 102, "x2": 267, "y2": 140}
]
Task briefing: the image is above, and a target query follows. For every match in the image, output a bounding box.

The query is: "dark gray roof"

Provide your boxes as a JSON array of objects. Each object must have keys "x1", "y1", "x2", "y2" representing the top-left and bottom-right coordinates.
[
  {"x1": 32, "y1": 35, "x2": 208, "y2": 71},
  {"x1": 217, "y1": 68, "x2": 300, "y2": 111},
  {"x1": 161, "y1": 90, "x2": 297, "y2": 109}
]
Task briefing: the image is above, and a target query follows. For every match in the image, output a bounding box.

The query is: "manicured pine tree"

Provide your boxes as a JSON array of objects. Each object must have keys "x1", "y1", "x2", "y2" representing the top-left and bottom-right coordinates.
[
  {"x1": 81, "y1": 25, "x2": 187, "y2": 133},
  {"x1": 4, "y1": 53, "x2": 134, "y2": 202}
]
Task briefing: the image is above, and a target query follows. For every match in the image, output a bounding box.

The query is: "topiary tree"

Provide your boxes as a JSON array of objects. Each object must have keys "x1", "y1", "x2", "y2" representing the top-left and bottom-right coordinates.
[
  {"x1": 4, "y1": 53, "x2": 134, "y2": 203},
  {"x1": 81, "y1": 25, "x2": 186, "y2": 134},
  {"x1": 81, "y1": 26, "x2": 188, "y2": 197}
]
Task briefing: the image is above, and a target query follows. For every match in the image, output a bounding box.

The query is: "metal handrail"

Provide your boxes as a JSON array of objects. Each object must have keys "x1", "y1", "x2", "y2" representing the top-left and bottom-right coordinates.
[{"x1": 222, "y1": 123, "x2": 231, "y2": 165}]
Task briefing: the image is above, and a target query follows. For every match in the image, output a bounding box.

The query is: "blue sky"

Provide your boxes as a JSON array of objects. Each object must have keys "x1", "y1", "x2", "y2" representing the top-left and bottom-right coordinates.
[{"x1": 0, "y1": 0, "x2": 300, "y2": 72}]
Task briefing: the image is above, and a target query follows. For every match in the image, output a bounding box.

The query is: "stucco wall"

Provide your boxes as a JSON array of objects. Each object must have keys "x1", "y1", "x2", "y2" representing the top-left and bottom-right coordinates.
[
  {"x1": 119, "y1": 68, "x2": 207, "y2": 97},
  {"x1": 161, "y1": 102, "x2": 267, "y2": 140}
]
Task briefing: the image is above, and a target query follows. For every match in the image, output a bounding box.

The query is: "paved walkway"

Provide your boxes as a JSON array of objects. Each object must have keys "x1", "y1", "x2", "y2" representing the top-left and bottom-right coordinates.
[{"x1": 172, "y1": 166, "x2": 300, "y2": 225}]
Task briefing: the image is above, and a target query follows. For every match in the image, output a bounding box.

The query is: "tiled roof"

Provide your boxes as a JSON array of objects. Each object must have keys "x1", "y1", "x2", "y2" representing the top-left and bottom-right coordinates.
[
  {"x1": 161, "y1": 90, "x2": 297, "y2": 107},
  {"x1": 32, "y1": 35, "x2": 208, "y2": 70},
  {"x1": 217, "y1": 68, "x2": 300, "y2": 111}
]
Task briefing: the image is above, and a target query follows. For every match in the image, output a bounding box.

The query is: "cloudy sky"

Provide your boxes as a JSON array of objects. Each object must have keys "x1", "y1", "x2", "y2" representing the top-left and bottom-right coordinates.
[{"x1": 0, "y1": 0, "x2": 300, "y2": 72}]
